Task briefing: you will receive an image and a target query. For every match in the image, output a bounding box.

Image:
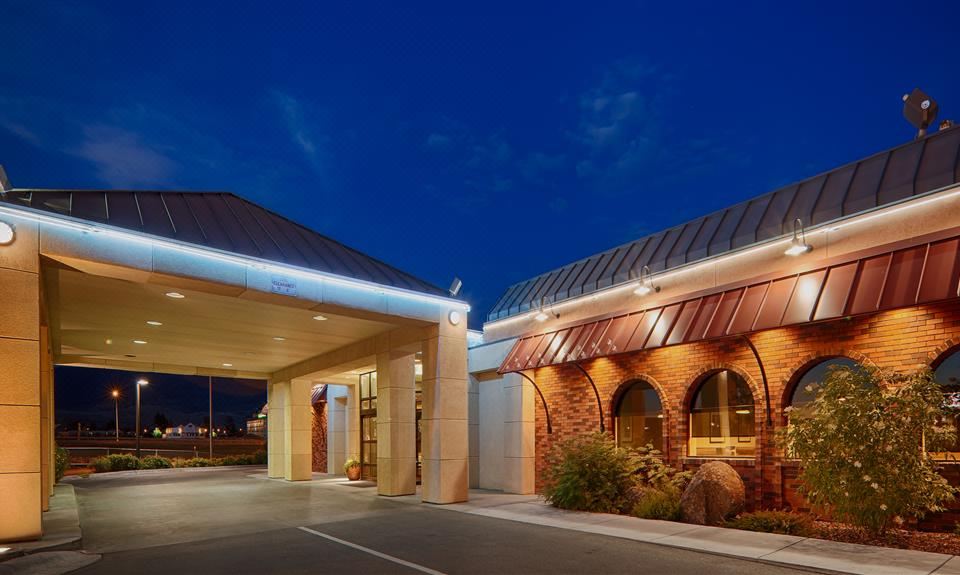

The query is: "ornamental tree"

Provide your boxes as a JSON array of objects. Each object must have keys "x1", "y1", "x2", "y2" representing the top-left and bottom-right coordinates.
[{"x1": 779, "y1": 366, "x2": 956, "y2": 533}]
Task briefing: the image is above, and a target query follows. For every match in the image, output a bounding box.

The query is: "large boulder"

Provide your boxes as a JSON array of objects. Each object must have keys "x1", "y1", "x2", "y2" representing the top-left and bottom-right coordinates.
[{"x1": 680, "y1": 461, "x2": 745, "y2": 525}]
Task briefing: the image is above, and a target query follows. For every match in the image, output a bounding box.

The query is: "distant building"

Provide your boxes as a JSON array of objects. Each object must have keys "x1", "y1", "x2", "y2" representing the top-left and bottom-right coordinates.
[
  {"x1": 163, "y1": 423, "x2": 203, "y2": 438},
  {"x1": 246, "y1": 404, "x2": 267, "y2": 437}
]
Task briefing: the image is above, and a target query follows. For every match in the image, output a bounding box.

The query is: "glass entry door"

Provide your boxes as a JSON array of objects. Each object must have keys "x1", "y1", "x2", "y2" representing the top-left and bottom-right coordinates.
[{"x1": 359, "y1": 372, "x2": 377, "y2": 480}]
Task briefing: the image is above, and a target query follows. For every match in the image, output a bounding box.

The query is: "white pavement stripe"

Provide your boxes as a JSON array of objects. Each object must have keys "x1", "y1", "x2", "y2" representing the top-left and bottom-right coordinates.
[{"x1": 297, "y1": 526, "x2": 447, "y2": 575}]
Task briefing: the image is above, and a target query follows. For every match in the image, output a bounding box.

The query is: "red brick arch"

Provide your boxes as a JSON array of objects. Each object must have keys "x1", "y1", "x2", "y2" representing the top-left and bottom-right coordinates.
[{"x1": 929, "y1": 339, "x2": 960, "y2": 369}]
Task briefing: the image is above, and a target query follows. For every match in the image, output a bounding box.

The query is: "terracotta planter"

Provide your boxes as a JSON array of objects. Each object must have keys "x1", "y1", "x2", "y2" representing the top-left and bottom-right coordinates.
[{"x1": 346, "y1": 466, "x2": 361, "y2": 481}]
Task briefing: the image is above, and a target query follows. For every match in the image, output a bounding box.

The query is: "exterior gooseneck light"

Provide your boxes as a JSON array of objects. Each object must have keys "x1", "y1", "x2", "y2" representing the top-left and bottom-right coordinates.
[
  {"x1": 534, "y1": 297, "x2": 557, "y2": 322},
  {"x1": 633, "y1": 265, "x2": 660, "y2": 296},
  {"x1": 785, "y1": 218, "x2": 813, "y2": 256}
]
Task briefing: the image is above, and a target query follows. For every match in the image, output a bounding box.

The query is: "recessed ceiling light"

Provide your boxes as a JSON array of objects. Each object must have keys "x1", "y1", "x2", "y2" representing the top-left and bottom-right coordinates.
[
  {"x1": 312, "y1": 314, "x2": 328, "y2": 321},
  {"x1": 222, "y1": 363, "x2": 233, "y2": 367},
  {"x1": 146, "y1": 321, "x2": 163, "y2": 326},
  {"x1": 272, "y1": 336, "x2": 286, "y2": 342},
  {"x1": 105, "y1": 339, "x2": 113, "y2": 345},
  {"x1": 165, "y1": 292, "x2": 185, "y2": 299},
  {"x1": 133, "y1": 340, "x2": 147, "y2": 344}
]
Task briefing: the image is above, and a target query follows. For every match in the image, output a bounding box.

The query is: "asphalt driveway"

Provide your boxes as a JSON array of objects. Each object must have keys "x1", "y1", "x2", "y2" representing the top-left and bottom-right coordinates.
[{"x1": 68, "y1": 467, "x2": 813, "y2": 574}]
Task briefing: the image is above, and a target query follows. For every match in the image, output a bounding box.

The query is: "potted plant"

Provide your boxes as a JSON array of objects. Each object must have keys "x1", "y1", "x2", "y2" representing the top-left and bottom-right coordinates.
[{"x1": 344, "y1": 458, "x2": 361, "y2": 480}]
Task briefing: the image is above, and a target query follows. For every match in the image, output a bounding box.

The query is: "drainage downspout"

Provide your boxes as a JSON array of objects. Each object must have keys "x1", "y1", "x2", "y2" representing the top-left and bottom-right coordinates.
[
  {"x1": 571, "y1": 363, "x2": 606, "y2": 433},
  {"x1": 517, "y1": 371, "x2": 553, "y2": 434}
]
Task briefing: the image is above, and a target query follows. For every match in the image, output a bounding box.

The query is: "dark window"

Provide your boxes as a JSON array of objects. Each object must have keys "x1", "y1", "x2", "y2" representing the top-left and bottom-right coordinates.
[
  {"x1": 788, "y1": 357, "x2": 862, "y2": 408},
  {"x1": 614, "y1": 380, "x2": 663, "y2": 451},
  {"x1": 933, "y1": 349, "x2": 960, "y2": 461},
  {"x1": 689, "y1": 370, "x2": 755, "y2": 458}
]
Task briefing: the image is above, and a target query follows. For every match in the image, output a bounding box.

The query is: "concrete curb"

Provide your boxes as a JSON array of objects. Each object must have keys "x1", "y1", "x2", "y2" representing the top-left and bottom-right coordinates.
[
  {"x1": 430, "y1": 494, "x2": 958, "y2": 575},
  {"x1": 1, "y1": 484, "x2": 84, "y2": 563},
  {"x1": 63, "y1": 464, "x2": 267, "y2": 481}
]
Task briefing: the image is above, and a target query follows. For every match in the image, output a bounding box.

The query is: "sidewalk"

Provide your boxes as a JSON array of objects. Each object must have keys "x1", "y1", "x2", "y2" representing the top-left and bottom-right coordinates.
[{"x1": 380, "y1": 488, "x2": 960, "y2": 575}]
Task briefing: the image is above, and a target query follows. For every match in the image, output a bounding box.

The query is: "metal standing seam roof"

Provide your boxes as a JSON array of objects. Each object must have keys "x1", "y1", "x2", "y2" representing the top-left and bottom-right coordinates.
[
  {"x1": 498, "y1": 232, "x2": 960, "y2": 373},
  {"x1": 488, "y1": 126, "x2": 960, "y2": 322},
  {"x1": 0, "y1": 189, "x2": 447, "y2": 297}
]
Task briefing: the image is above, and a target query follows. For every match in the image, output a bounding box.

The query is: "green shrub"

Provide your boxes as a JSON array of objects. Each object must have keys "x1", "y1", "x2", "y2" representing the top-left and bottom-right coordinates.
[
  {"x1": 631, "y1": 487, "x2": 682, "y2": 521},
  {"x1": 55, "y1": 446, "x2": 70, "y2": 482},
  {"x1": 633, "y1": 444, "x2": 692, "y2": 492},
  {"x1": 726, "y1": 511, "x2": 814, "y2": 536},
  {"x1": 779, "y1": 366, "x2": 956, "y2": 534},
  {"x1": 251, "y1": 450, "x2": 267, "y2": 465},
  {"x1": 542, "y1": 432, "x2": 640, "y2": 513},
  {"x1": 174, "y1": 457, "x2": 214, "y2": 468},
  {"x1": 90, "y1": 454, "x2": 140, "y2": 473},
  {"x1": 139, "y1": 455, "x2": 173, "y2": 469}
]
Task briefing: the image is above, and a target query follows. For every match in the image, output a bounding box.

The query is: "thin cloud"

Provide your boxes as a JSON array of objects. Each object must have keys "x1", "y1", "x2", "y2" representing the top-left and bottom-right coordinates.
[
  {"x1": 270, "y1": 90, "x2": 331, "y2": 175},
  {"x1": 0, "y1": 118, "x2": 42, "y2": 146},
  {"x1": 69, "y1": 125, "x2": 178, "y2": 188}
]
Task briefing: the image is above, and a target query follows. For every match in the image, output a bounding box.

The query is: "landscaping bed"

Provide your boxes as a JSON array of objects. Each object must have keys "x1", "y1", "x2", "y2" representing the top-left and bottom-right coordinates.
[{"x1": 812, "y1": 521, "x2": 960, "y2": 555}]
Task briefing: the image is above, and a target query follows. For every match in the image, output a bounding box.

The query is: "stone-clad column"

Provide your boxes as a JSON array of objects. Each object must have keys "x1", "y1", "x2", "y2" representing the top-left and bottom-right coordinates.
[
  {"x1": 0, "y1": 218, "x2": 42, "y2": 542},
  {"x1": 421, "y1": 320, "x2": 469, "y2": 504},
  {"x1": 376, "y1": 352, "x2": 416, "y2": 496},
  {"x1": 502, "y1": 372, "x2": 535, "y2": 494},
  {"x1": 267, "y1": 380, "x2": 287, "y2": 479},
  {"x1": 284, "y1": 379, "x2": 312, "y2": 481}
]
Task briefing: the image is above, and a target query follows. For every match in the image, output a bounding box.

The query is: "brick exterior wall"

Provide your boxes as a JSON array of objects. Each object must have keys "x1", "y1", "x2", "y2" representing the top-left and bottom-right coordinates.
[
  {"x1": 531, "y1": 299, "x2": 960, "y2": 528},
  {"x1": 312, "y1": 401, "x2": 327, "y2": 473}
]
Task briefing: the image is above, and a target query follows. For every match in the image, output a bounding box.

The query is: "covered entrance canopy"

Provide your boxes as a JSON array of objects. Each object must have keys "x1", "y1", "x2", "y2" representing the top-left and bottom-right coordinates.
[{"x1": 0, "y1": 183, "x2": 470, "y2": 543}]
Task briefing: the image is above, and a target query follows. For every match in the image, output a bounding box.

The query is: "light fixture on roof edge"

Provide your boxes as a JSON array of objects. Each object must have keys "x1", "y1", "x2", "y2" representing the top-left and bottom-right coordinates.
[
  {"x1": 785, "y1": 218, "x2": 813, "y2": 256},
  {"x1": 633, "y1": 265, "x2": 660, "y2": 296},
  {"x1": 534, "y1": 297, "x2": 558, "y2": 322}
]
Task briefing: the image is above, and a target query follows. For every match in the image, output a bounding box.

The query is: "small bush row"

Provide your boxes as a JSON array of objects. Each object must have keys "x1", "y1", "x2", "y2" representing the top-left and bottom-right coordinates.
[
  {"x1": 726, "y1": 510, "x2": 814, "y2": 536},
  {"x1": 89, "y1": 451, "x2": 267, "y2": 473}
]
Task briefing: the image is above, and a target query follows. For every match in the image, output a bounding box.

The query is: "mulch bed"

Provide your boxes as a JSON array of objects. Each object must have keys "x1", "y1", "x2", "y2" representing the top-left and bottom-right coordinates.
[{"x1": 813, "y1": 521, "x2": 960, "y2": 555}]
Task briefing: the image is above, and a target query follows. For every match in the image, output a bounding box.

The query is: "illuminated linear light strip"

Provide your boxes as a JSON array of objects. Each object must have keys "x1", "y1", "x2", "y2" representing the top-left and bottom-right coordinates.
[
  {"x1": 486, "y1": 181, "x2": 960, "y2": 327},
  {"x1": 0, "y1": 203, "x2": 470, "y2": 312}
]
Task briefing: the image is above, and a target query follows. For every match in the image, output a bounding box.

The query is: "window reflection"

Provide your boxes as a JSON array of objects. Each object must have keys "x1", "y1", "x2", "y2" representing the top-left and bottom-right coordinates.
[
  {"x1": 688, "y1": 370, "x2": 755, "y2": 458},
  {"x1": 615, "y1": 380, "x2": 663, "y2": 451}
]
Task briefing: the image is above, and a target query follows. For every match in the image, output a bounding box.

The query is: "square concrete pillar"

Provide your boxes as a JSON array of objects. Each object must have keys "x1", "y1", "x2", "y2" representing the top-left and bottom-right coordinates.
[
  {"x1": 502, "y1": 372, "x2": 535, "y2": 494},
  {"x1": 284, "y1": 379, "x2": 313, "y2": 481},
  {"x1": 345, "y1": 385, "x2": 360, "y2": 462},
  {"x1": 0, "y1": 219, "x2": 42, "y2": 542},
  {"x1": 327, "y1": 386, "x2": 348, "y2": 474},
  {"x1": 267, "y1": 381, "x2": 287, "y2": 479},
  {"x1": 39, "y1": 326, "x2": 51, "y2": 511},
  {"x1": 421, "y1": 320, "x2": 469, "y2": 504},
  {"x1": 468, "y1": 374, "x2": 480, "y2": 489},
  {"x1": 376, "y1": 352, "x2": 416, "y2": 496}
]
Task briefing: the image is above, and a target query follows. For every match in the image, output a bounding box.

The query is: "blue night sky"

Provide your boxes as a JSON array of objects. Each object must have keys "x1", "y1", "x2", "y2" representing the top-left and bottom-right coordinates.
[{"x1": 4, "y1": 1, "x2": 960, "y2": 327}]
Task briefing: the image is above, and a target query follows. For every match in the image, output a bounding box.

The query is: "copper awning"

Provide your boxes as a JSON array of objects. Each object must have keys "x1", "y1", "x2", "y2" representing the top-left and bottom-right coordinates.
[{"x1": 498, "y1": 234, "x2": 960, "y2": 374}]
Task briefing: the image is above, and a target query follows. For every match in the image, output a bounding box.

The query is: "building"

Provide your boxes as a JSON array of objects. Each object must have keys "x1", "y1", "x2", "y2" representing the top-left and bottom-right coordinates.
[
  {"x1": 246, "y1": 404, "x2": 267, "y2": 437},
  {"x1": 164, "y1": 423, "x2": 202, "y2": 438},
  {"x1": 0, "y1": 179, "x2": 470, "y2": 542},
  {"x1": 466, "y1": 124, "x2": 960, "y2": 527}
]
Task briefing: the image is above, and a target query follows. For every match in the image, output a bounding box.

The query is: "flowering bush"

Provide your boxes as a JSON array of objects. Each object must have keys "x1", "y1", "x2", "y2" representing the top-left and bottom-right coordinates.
[
  {"x1": 542, "y1": 433, "x2": 640, "y2": 513},
  {"x1": 779, "y1": 366, "x2": 956, "y2": 533}
]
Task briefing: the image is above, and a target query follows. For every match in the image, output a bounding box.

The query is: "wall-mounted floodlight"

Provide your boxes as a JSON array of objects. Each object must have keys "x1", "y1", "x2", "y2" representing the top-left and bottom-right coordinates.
[
  {"x1": 784, "y1": 218, "x2": 813, "y2": 256},
  {"x1": 903, "y1": 88, "x2": 939, "y2": 139},
  {"x1": 633, "y1": 265, "x2": 660, "y2": 296},
  {"x1": 0, "y1": 221, "x2": 14, "y2": 245}
]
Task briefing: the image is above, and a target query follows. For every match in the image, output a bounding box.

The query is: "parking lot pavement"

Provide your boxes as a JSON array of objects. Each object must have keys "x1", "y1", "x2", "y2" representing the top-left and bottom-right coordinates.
[{"x1": 68, "y1": 467, "x2": 816, "y2": 574}]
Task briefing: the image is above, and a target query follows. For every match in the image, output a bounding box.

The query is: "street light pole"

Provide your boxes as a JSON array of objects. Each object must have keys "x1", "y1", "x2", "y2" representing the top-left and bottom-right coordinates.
[
  {"x1": 208, "y1": 376, "x2": 213, "y2": 460},
  {"x1": 112, "y1": 390, "x2": 120, "y2": 443},
  {"x1": 135, "y1": 378, "x2": 149, "y2": 458}
]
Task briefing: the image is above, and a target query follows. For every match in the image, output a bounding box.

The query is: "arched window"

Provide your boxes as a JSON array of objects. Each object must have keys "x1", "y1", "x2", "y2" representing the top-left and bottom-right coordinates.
[
  {"x1": 932, "y1": 348, "x2": 960, "y2": 460},
  {"x1": 688, "y1": 370, "x2": 755, "y2": 458},
  {"x1": 614, "y1": 380, "x2": 663, "y2": 451},
  {"x1": 788, "y1": 357, "x2": 862, "y2": 409}
]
